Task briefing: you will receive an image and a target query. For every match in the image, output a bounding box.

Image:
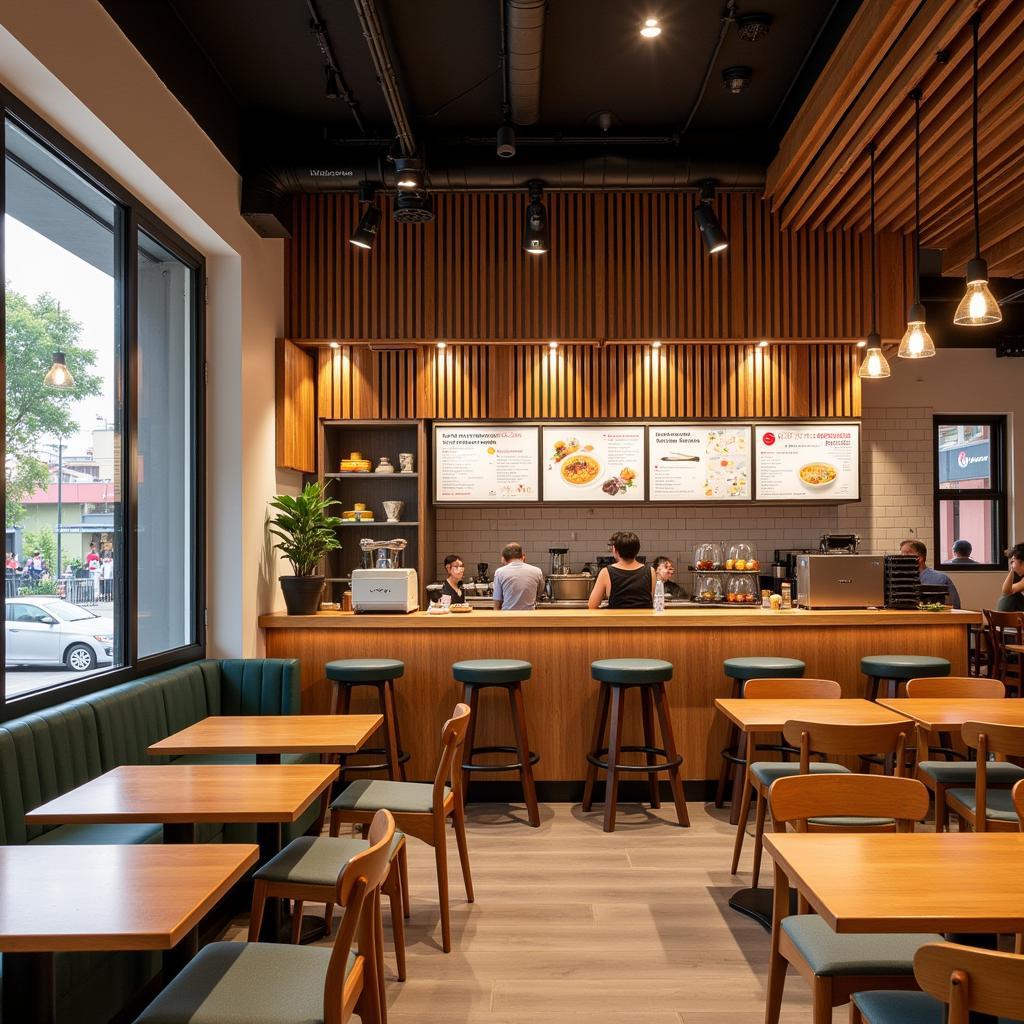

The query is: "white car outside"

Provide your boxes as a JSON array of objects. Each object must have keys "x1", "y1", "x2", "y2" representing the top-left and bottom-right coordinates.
[{"x1": 5, "y1": 597, "x2": 114, "y2": 672}]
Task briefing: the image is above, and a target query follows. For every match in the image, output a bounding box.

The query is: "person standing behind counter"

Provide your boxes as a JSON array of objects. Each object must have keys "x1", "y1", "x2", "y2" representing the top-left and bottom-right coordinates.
[
  {"x1": 998, "y1": 542, "x2": 1024, "y2": 612},
  {"x1": 492, "y1": 543, "x2": 545, "y2": 611},
  {"x1": 899, "y1": 538, "x2": 961, "y2": 609},
  {"x1": 588, "y1": 531, "x2": 654, "y2": 610},
  {"x1": 441, "y1": 554, "x2": 465, "y2": 604}
]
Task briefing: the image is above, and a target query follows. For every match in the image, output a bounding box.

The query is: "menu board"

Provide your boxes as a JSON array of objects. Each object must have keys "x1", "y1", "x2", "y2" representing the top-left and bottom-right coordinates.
[
  {"x1": 754, "y1": 423, "x2": 861, "y2": 501},
  {"x1": 434, "y1": 425, "x2": 539, "y2": 502},
  {"x1": 648, "y1": 424, "x2": 751, "y2": 501},
  {"x1": 541, "y1": 425, "x2": 646, "y2": 501}
]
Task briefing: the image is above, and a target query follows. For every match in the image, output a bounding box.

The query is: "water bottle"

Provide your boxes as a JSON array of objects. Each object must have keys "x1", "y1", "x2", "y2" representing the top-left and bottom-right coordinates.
[{"x1": 654, "y1": 578, "x2": 665, "y2": 613}]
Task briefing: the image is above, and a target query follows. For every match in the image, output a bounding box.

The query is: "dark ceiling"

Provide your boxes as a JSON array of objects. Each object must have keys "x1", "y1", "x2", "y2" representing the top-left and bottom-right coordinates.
[{"x1": 99, "y1": 0, "x2": 860, "y2": 173}]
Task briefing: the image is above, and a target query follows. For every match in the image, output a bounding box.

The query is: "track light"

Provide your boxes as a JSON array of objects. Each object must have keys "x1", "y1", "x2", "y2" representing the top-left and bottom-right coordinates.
[
  {"x1": 393, "y1": 190, "x2": 434, "y2": 223},
  {"x1": 349, "y1": 182, "x2": 380, "y2": 250},
  {"x1": 955, "y1": 15, "x2": 1001, "y2": 326},
  {"x1": 721, "y1": 66, "x2": 752, "y2": 95},
  {"x1": 524, "y1": 180, "x2": 549, "y2": 255},
  {"x1": 394, "y1": 157, "x2": 424, "y2": 190},
  {"x1": 694, "y1": 180, "x2": 728, "y2": 254},
  {"x1": 497, "y1": 123, "x2": 516, "y2": 159},
  {"x1": 43, "y1": 352, "x2": 75, "y2": 389},
  {"x1": 324, "y1": 66, "x2": 343, "y2": 100},
  {"x1": 640, "y1": 16, "x2": 661, "y2": 38}
]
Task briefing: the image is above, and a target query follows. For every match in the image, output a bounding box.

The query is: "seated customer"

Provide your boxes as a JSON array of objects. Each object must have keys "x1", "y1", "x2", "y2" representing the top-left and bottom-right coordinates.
[
  {"x1": 492, "y1": 543, "x2": 545, "y2": 611},
  {"x1": 899, "y1": 538, "x2": 961, "y2": 609},
  {"x1": 652, "y1": 555, "x2": 686, "y2": 599},
  {"x1": 997, "y1": 542, "x2": 1024, "y2": 612},
  {"x1": 947, "y1": 538, "x2": 978, "y2": 564},
  {"x1": 588, "y1": 531, "x2": 654, "y2": 609}
]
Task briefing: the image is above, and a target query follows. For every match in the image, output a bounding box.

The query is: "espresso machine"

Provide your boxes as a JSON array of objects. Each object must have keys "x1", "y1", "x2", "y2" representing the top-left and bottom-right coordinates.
[
  {"x1": 358, "y1": 537, "x2": 407, "y2": 569},
  {"x1": 351, "y1": 538, "x2": 418, "y2": 613}
]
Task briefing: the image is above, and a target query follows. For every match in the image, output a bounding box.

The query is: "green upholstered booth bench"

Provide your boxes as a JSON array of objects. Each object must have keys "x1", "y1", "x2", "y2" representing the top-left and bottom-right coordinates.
[{"x1": 0, "y1": 658, "x2": 320, "y2": 1024}]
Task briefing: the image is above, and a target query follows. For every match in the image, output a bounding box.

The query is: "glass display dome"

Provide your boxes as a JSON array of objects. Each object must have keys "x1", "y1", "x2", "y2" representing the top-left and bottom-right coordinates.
[
  {"x1": 724, "y1": 542, "x2": 760, "y2": 571},
  {"x1": 693, "y1": 574, "x2": 725, "y2": 603},
  {"x1": 693, "y1": 542, "x2": 723, "y2": 571},
  {"x1": 726, "y1": 574, "x2": 759, "y2": 604}
]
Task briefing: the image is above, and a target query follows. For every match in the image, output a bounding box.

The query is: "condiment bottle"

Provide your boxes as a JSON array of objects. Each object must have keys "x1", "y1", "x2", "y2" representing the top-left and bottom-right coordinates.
[
  {"x1": 761, "y1": 588, "x2": 771, "y2": 609},
  {"x1": 781, "y1": 582, "x2": 792, "y2": 609}
]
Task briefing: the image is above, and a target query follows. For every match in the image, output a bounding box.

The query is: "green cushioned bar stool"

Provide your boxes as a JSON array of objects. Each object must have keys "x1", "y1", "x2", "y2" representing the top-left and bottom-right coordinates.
[
  {"x1": 861, "y1": 655, "x2": 951, "y2": 701},
  {"x1": 715, "y1": 656, "x2": 806, "y2": 824},
  {"x1": 326, "y1": 658, "x2": 409, "y2": 782},
  {"x1": 582, "y1": 658, "x2": 689, "y2": 833},
  {"x1": 453, "y1": 659, "x2": 540, "y2": 827}
]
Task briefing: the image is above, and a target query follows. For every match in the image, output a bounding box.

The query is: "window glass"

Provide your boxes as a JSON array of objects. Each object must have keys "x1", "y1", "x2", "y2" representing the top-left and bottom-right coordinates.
[
  {"x1": 4, "y1": 118, "x2": 123, "y2": 696},
  {"x1": 136, "y1": 232, "x2": 195, "y2": 657},
  {"x1": 936, "y1": 423, "x2": 991, "y2": 490},
  {"x1": 937, "y1": 498, "x2": 999, "y2": 565}
]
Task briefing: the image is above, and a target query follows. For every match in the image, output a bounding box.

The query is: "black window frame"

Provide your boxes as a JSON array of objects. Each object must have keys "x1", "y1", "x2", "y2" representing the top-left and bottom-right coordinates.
[
  {"x1": 1, "y1": 87, "x2": 206, "y2": 720},
  {"x1": 932, "y1": 414, "x2": 1008, "y2": 572}
]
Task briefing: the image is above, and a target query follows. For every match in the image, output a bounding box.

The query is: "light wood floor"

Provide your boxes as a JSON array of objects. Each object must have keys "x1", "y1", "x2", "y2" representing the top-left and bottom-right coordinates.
[{"x1": 228, "y1": 799, "x2": 827, "y2": 1023}]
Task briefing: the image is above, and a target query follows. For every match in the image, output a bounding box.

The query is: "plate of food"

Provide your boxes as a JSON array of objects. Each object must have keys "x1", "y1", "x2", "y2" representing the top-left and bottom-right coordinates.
[
  {"x1": 450, "y1": 603, "x2": 473, "y2": 613},
  {"x1": 798, "y1": 462, "x2": 838, "y2": 489},
  {"x1": 560, "y1": 453, "x2": 603, "y2": 488}
]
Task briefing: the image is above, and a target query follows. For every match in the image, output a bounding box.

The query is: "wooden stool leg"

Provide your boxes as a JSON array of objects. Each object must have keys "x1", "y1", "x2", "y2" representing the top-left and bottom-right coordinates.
[
  {"x1": 653, "y1": 681, "x2": 689, "y2": 827},
  {"x1": 381, "y1": 679, "x2": 402, "y2": 781},
  {"x1": 582, "y1": 683, "x2": 611, "y2": 812},
  {"x1": 603, "y1": 685, "x2": 626, "y2": 832},
  {"x1": 387, "y1": 679, "x2": 408, "y2": 782},
  {"x1": 460, "y1": 685, "x2": 481, "y2": 801},
  {"x1": 508, "y1": 683, "x2": 540, "y2": 827},
  {"x1": 334, "y1": 682, "x2": 353, "y2": 783},
  {"x1": 640, "y1": 686, "x2": 661, "y2": 809}
]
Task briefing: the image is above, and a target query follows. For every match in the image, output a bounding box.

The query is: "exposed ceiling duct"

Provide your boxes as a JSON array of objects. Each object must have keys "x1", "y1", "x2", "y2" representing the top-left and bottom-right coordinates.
[{"x1": 506, "y1": 0, "x2": 546, "y2": 126}]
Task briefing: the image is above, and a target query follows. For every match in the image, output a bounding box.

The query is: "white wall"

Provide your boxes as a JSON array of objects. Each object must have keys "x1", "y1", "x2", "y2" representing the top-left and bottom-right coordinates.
[{"x1": 0, "y1": 0, "x2": 286, "y2": 657}]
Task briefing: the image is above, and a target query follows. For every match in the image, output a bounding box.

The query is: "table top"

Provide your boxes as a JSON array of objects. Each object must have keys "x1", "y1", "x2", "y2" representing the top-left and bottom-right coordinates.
[
  {"x1": 877, "y1": 697, "x2": 1024, "y2": 730},
  {"x1": 0, "y1": 844, "x2": 258, "y2": 952},
  {"x1": 715, "y1": 698, "x2": 911, "y2": 732},
  {"x1": 1008, "y1": 643, "x2": 1024, "y2": 654},
  {"x1": 25, "y1": 764, "x2": 339, "y2": 825},
  {"x1": 764, "y1": 832, "x2": 1024, "y2": 933},
  {"x1": 148, "y1": 714, "x2": 382, "y2": 756}
]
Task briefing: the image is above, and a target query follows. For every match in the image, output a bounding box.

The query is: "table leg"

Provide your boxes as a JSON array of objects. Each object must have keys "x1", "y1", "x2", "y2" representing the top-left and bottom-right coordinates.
[
  {"x1": 257, "y1": 821, "x2": 285, "y2": 942},
  {"x1": 2, "y1": 951, "x2": 55, "y2": 1024}
]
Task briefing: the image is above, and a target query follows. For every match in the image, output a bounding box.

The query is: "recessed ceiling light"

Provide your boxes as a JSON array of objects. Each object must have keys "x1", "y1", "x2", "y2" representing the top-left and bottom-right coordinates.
[
  {"x1": 640, "y1": 16, "x2": 661, "y2": 38},
  {"x1": 329, "y1": 342, "x2": 340, "y2": 349},
  {"x1": 855, "y1": 340, "x2": 867, "y2": 348},
  {"x1": 436, "y1": 341, "x2": 447, "y2": 350},
  {"x1": 758, "y1": 340, "x2": 769, "y2": 348},
  {"x1": 549, "y1": 340, "x2": 558, "y2": 350},
  {"x1": 652, "y1": 340, "x2": 662, "y2": 349}
]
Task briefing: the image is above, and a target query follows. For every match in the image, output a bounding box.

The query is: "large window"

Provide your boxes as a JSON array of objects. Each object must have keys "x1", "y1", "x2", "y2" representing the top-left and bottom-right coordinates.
[
  {"x1": 933, "y1": 415, "x2": 1008, "y2": 570},
  {"x1": 2, "y1": 96, "x2": 204, "y2": 714}
]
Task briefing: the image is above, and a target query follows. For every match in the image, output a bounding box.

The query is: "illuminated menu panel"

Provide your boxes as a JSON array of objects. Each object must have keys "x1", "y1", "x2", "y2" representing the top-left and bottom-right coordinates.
[
  {"x1": 434, "y1": 425, "x2": 539, "y2": 502},
  {"x1": 754, "y1": 423, "x2": 860, "y2": 501}
]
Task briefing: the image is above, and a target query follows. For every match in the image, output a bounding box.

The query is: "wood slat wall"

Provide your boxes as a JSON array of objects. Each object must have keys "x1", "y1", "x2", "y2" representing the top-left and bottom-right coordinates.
[
  {"x1": 275, "y1": 339, "x2": 315, "y2": 472},
  {"x1": 285, "y1": 192, "x2": 912, "y2": 340}
]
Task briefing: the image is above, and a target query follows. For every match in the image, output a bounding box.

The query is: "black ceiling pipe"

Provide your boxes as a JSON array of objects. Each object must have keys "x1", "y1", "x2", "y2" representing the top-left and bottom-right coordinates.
[{"x1": 241, "y1": 146, "x2": 767, "y2": 236}]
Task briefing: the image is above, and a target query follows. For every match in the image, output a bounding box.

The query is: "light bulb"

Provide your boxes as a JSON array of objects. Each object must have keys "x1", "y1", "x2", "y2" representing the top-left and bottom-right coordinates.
[
  {"x1": 858, "y1": 337, "x2": 891, "y2": 379},
  {"x1": 640, "y1": 16, "x2": 661, "y2": 37},
  {"x1": 897, "y1": 305, "x2": 936, "y2": 359},
  {"x1": 652, "y1": 340, "x2": 662, "y2": 349},
  {"x1": 43, "y1": 352, "x2": 75, "y2": 389},
  {"x1": 953, "y1": 258, "x2": 1002, "y2": 326}
]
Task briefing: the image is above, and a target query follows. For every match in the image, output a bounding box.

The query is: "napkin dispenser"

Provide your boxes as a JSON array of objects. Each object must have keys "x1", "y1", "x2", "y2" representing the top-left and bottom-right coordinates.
[{"x1": 351, "y1": 568, "x2": 419, "y2": 613}]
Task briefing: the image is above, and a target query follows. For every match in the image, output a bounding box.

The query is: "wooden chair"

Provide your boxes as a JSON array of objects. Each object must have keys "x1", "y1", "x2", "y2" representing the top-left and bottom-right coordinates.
[
  {"x1": 983, "y1": 608, "x2": 1024, "y2": 696},
  {"x1": 784, "y1": 718, "x2": 913, "y2": 784},
  {"x1": 945, "y1": 721, "x2": 1024, "y2": 831},
  {"x1": 134, "y1": 809, "x2": 396, "y2": 1024},
  {"x1": 765, "y1": 774, "x2": 939, "y2": 1024},
  {"x1": 852, "y1": 941, "x2": 1024, "y2": 1024},
  {"x1": 330, "y1": 703, "x2": 473, "y2": 953},
  {"x1": 729, "y1": 678, "x2": 847, "y2": 887}
]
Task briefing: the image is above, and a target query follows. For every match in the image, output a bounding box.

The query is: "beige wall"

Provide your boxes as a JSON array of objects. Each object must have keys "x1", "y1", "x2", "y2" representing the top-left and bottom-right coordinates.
[{"x1": 0, "y1": 0, "x2": 287, "y2": 657}]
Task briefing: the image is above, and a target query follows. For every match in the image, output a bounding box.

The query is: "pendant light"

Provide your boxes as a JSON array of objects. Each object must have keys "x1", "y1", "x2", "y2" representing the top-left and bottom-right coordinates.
[
  {"x1": 953, "y1": 13, "x2": 1001, "y2": 326},
  {"x1": 859, "y1": 143, "x2": 890, "y2": 379},
  {"x1": 898, "y1": 88, "x2": 936, "y2": 358},
  {"x1": 43, "y1": 351, "x2": 75, "y2": 389}
]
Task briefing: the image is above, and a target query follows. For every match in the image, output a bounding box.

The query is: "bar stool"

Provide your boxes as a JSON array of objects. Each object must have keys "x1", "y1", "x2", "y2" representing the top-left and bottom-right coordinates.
[
  {"x1": 582, "y1": 658, "x2": 689, "y2": 833},
  {"x1": 454, "y1": 659, "x2": 540, "y2": 827},
  {"x1": 326, "y1": 658, "x2": 409, "y2": 782},
  {"x1": 715, "y1": 656, "x2": 806, "y2": 824}
]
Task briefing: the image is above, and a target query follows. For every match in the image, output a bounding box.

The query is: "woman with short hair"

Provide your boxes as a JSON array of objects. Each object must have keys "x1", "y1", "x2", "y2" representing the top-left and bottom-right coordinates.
[
  {"x1": 441, "y1": 554, "x2": 466, "y2": 604},
  {"x1": 588, "y1": 531, "x2": 654, "y2": 610}
]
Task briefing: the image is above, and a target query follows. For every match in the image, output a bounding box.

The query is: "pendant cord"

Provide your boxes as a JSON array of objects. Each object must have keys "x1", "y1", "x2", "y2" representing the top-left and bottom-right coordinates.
[
  {"x1": 913, "y1": 89, "x2": 921, "y2": 306},
  {"x1": 869, "y1": 142, "x2": 877, "y2": 334},
  {"x1": 971, "y1": 12, "x2": 981, "y2": 261}
]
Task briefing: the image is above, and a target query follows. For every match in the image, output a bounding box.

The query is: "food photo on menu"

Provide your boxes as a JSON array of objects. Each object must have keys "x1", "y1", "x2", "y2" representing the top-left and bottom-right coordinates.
[{"x1": 542, "y1": 425, "x2": 645, "y2": 501}]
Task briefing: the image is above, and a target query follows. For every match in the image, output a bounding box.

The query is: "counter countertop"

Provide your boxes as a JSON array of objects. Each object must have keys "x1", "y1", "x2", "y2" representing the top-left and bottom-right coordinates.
[{"x1": 259, "y1": 607, "x2": 981, "y2": 630}]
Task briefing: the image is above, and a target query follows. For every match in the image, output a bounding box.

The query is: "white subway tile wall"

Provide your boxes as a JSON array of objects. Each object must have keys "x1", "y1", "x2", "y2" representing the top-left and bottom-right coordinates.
[{"x1": 434, "y1": 408, "x2": 936, "y2": 580}]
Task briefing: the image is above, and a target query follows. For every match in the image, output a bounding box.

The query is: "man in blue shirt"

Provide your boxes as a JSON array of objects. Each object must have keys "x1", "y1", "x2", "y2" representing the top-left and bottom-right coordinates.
[{"x1": 900, "y1": 539, "x2": 961, "y2": 609}]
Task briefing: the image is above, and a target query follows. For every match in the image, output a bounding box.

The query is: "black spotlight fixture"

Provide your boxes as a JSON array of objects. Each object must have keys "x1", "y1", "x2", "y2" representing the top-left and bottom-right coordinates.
[
  {"x1": 736, "y1": 12, "x2": 772, "y2": 42},
  {"x1": 394, "y1": 156, "x2": 424, "y2": 190},
  {"x1": 721, "y1": 66, "x2": 752, "y2": 94},
  {"x1": 523, "y1": 180, "x2": 549, "y2": 255},
  {"x1": 694, "y1": 180, "x2": 728, "y2": 254},
  {"x1": 324, "y1": 65, "x2": 343, "y2": 100},
  {"x1": 349, "y1": 182, "x2": 381, "y2": 250},
  {"x1": 497, "y1": 122, "x2": 516, "y2": 159}
]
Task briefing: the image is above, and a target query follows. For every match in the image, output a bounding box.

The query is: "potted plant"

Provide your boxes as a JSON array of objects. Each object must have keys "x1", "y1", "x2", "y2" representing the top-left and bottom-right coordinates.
[{"x1": 269, "y1": 482, "x2": 343, "y2": 615}]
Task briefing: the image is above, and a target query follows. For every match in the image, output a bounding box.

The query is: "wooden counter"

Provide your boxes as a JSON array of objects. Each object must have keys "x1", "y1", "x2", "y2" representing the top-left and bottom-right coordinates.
[{"x1": 260, "y1": 607, "x2": 978, "y2": 789}]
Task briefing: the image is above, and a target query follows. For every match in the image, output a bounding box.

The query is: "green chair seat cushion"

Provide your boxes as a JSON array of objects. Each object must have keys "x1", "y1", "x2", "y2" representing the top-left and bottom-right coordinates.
[
  {"x1": 860, "y1": 655, "x2": 951, "y2": 680},
  {"x1": 946, "y1": 786, "x2": 1020, "y2": 822},
  {"x1": 254, "y1": 832, "x2": 403, "y2": 887},
  {"x1": 918, "y1": 760, "x2": 1024, "y2": 787},
  {"x1": 807, "y1": 816, "x2": 896, "y2": 828},
  {"x1": 132, "y1": 941, "x2": 350, "y2": 1023},
  {"x1": 852, "y1": 991, "x2": 946, "y2": 1024},
  {"x1": 28, "y1": 822, "x2": 163, "y2": 846},
  {"x1": 452, "y1": 659, "x2": 532, "y2": 684},
  {"x1": 325, "y1": 658, "x2": 404, "y2": 683},
  {"x1": 749, "y1": 762, "x2": 850, "y2": 786},
  {"x1": 330, "y1": 778, "x2": 447, "y2": 815},
  {"x1": 590, "y1": 659, "x2": 672, "y2": 685},
  {"x1": 171, "y1": 752, "x2": 319, "y2": 767},
  {"x1": 780, "y1": 915, "x2": 942, "y2": 975},
  {"x1": 723, "y1": 657, "x2": 805, "y2": 681}
]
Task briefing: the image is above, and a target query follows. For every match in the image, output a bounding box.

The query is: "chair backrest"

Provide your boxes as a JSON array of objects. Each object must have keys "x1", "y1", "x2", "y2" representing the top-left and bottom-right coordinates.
[
  {"x1": 434, "y1": 703, "x2": 472, "y2": 809},
  {"x1": 982, "y1": 609, "x2": 1024, "y2": 678},
  {"x1": 914, "y1": 942, "x2": 1024, "y2": 1024},
  {"x1": 782, "y1": 719, "x2": 912, "y2": 776},
  {"x1": 768, "y1": 773, "x2": 929, "y2": 832},
  {"x1": 743, "y1": 678, "x2": 841, "y2": 699},
  {"x1": 906, "y1": 676, "x2": 1005, "y2": 698},
  {"x1": 1013, "y1": 779, "x2": 1024, "y2": 828},
  {"x1": 961, "y1": 720, "x2": 1024, "y2": 759},
  {"x1": 325, "y1": 808, "x2": 395, "y2": 1024}
]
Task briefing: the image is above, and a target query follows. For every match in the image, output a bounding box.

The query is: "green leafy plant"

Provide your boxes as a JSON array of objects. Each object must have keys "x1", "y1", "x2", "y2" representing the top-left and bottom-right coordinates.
[
  {"x1": 268, "y1": 482, "x2": 343, "y2": 577},
  {"x1": 22, "y1": 580, "x2": 59, "y2": 596}
]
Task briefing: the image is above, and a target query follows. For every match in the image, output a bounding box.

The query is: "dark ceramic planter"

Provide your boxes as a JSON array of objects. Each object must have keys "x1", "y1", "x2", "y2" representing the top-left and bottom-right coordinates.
[{"x1": 279, "y1": 575, "x2": 325, "y2": 615}]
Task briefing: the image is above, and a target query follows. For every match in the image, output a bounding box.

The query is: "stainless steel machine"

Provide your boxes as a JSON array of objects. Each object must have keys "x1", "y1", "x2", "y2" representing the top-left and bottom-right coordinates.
[
  {"x1": 795, "y1": 554, "x2": 884, "y2": 609},
  {"x1": 545, "y1": 547, "x2": 596, "y2": 604}
]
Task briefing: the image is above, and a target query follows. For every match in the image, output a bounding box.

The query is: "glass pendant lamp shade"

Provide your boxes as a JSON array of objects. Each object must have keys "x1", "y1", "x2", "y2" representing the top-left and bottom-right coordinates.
[
  {"x1": 43, "y1": 351, "x2": 75, "y2": 389},
  {"x1": 858, "y1": 334, "x2": 890, "y2": 379},
  {"x1": 954, "y1": 257, "x2": 1001, "y2": 325},
  {"x1": 898, "y1": 302, "x2": 936, "y2": 358}
]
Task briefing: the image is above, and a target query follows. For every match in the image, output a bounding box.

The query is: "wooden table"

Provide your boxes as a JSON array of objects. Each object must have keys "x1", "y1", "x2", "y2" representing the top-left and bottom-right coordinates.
[
  {"x1": 714, "y1": 698, "x2": 912, "y2": 928},
  {"x1": 1008, "y1": 643, "x2": 1024, "y2": 655},
  {"x1": 0, "y1": 843, "x2": 258, "y2": 1024},
  {"x1": 877, "y1": 697, "x2": 1024, "y2": 731},
  {"x1": 147, "y1": 713, "x2": 383, "y2": 761},
  {"x1": 26, "y1": 764, "x2": 337, "y2": 942}
]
